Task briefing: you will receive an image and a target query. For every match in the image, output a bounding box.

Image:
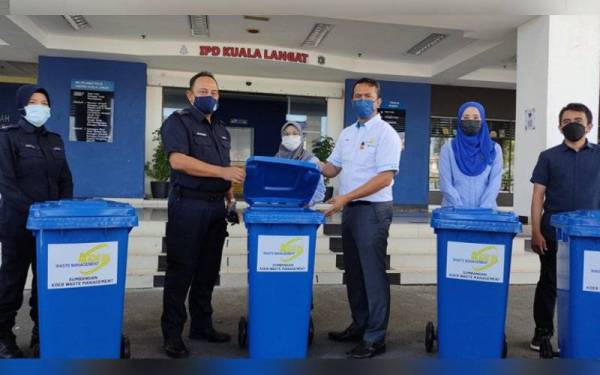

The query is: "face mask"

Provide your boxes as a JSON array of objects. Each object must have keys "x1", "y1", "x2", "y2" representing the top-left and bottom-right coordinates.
[
  {"x1": 460, "y1": 119, "x2": 482, "y2": 136},
  {"x1": 352, "y1": 99, "x2": 376, "y2": 119},
  {"x1": 193, "y1": 95, "x2": 218, "y2": 114},
  {"x1": 562, "y1": 122, "x2": 586, "y2": 142},
  {"x1": 282, "y1": 135, "x2": 302, "y2": 151},
  {"x1": 24, "y1": 104, "x2": 51, "y2": 127}
]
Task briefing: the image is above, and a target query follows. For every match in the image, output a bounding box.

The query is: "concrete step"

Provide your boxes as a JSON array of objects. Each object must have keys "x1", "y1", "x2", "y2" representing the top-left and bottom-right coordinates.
[
  {"x1": 324, "y1": 222, "x2": 533, "y2": 239},
  {"x1": 222, "y1": 237, "x2": 332, "y2": 255},
  {"x1": 154, "y1": 253, "x2": 338, "y2": 273},
  {"x1": 130, "y1": 221, "x2": 166, "y2": 237},
  {"x1": 141, "y1": 237, "x2": 532, "y2": 259},
  {"x1": 398, "y1": 270, "x2": 540, "y2": 285},
  {"x1": 152, "y1": 269, "x2": 345, "y2": 288},
  {"x1": 125, "y1": 274, "x2": 155, "y2": 289},
  {"x1": 131, "y1": 267, "x2": 540, "y2": 288},
  {"x1": 389, "y1": 251, "x2": 540, "y2": 270},
  {"x1": 129, "y1": 237, "x2": 163, "y2": 256},
  {"x1": 227, "y1": 225, "x2": 326, "y2": 238},
  {"x1": 127, "y1": 254, "x2": 159, "y2": 272},
  {"x1": 329, "y1": 237, "x2": 530, "y2": 255},
  {"x1": 27, "y1": 266, "x2": 539, "y2": 290}
]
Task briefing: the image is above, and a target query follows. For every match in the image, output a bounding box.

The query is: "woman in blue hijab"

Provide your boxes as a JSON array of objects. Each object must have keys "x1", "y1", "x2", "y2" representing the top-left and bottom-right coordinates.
[
  {"x1": 274, "y1": 121, "x2": 325, "y2": 207},
  {"x1": 439, "y1": 101, "x2": 503, "y2": 208}
]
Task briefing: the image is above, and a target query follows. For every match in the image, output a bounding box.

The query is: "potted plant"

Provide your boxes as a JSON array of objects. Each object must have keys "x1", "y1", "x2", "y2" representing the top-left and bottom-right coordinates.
[
  {"x1": 145, "y1": 129, "x2": 170, "y2": 199},
  {"x1": 312, "y1": 136, "x2": 335, "y2": 201}
]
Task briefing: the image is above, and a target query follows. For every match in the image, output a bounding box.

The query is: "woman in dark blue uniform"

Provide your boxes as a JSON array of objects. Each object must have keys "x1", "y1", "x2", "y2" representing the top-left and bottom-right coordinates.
[{"x1": 0, "y1": 85, "x2": 73, "y2": 358}]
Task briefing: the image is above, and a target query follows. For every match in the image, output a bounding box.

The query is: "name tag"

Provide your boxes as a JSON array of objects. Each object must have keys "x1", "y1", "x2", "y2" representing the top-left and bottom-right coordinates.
[
  {"x1": 24, "y1": 144, "x2": 37, "y2": 149},
  {"x1": 53, "y1": 147, "x2": 63, "y2": 152},
  {"x1": 196, "y1": 132, "x2": 207, "y2": 137}
]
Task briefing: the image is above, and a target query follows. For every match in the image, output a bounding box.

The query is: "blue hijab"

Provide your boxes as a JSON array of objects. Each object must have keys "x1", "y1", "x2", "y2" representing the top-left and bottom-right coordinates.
[
  {"x1": 451, "y1": 101, "x2": 496, "y2": 177},
  {"x1": 16, "y1": 84, "x2": 51, "y2": 115}
]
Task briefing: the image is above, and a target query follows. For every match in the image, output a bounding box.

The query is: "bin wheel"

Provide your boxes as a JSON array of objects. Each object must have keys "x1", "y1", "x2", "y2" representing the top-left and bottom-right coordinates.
[
  {"x1": 308, "y1": 317, "x2": 315, "y2": 347},
  {"x1": 539, "y1": 337, "x2": 554, "y2": 359},
  {"x1": 425, "y1": 321, "x2": 436, "y2": 353},
  {"x1": 120, "y1": 335, "x2": 131, "y2": 359},
  {"x1": 238, "y1": 317, "x2": 248, "y2": 349},
  {"x1": 502, "y1": 335, "x2": 508, "y2": 358}
]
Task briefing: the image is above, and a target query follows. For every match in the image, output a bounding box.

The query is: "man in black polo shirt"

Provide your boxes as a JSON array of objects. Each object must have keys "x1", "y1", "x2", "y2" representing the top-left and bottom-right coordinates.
[
  {"x1": 160, "y1": 71, "x2": 245, "y2": 358},
  {"x1": 529, "y1": 102, "x2": 600, "y2": 351}
]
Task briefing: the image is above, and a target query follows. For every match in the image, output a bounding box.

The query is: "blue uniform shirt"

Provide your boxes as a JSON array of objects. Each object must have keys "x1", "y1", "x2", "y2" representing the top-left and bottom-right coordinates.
[
  {"x1": 161, "y1": 107, "x2": 232, "y2": 194},
  {"x1": 531, "y1": 141, "x2": 600, "y2": 240},
  {"x1": 0, "y1": 119, "x2": 73, "y2": 236}
]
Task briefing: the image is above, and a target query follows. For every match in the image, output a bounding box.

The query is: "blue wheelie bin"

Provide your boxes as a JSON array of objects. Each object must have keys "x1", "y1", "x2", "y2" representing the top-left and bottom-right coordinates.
[
  {"x1": 426, "y1": 208, "x2": 522, "y2": 358},
  {"x1": 27, "y1": 200, "x2": 138, "y2": 359},
  {"x1": 238, "y1": 156, "x2": 324, "y2": 358},
  {"x1": 545, "y1": 210, "x2": 600, "y2": 359}
]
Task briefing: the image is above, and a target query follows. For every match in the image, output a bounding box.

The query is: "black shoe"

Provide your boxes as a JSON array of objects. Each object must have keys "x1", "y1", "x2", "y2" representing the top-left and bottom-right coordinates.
[
  {"x1": 530, "y1": 327, "x2": 553, "y2": 352},
  {"x1": 328, "y1": 324, "x2": 364, "y2": 342},
  {"x1": 189, "y1": 327, "x2": 231, "y2": 343},
  {"x1": 0, "y1": 337, "x2": 24, "y2": 359},
  {"x1": 163, "y1": 337, "x2": 189, "y2": 359},
  {"x1": 348, "y1": 340, "x2": 386, "y2": 359}
]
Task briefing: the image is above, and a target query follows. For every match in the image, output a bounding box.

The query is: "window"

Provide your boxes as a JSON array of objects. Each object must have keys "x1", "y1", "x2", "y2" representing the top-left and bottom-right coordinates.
[{"x1": 288, "y1": 96, "x2": 328, "y2": 152}]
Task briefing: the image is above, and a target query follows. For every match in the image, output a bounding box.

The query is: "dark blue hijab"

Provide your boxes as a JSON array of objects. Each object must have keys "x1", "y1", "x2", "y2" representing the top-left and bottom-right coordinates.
[
  {"x1": 16, "y1": 84, "x2": 51, "y2": 115},
  {"x1": 451, "y1": 101, "x2": 496, "y2": 177}
]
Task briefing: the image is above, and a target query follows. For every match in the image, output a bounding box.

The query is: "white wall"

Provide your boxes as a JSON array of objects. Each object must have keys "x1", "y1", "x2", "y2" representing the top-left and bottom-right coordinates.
[
  {"x1": 514, "y1": 15, "x2": 600, "y2": 218},
  {"x1": 325, "y1": 97, "x2": 345, "y2": 194},
  {"x1": 326, "y1": 97, "x2": 344, "y2": 139},
  {"x1": 148, "y1": 69, "x2": 344, "y2": 97},
  {"x1": 514, "y1": 16, "x2": 551, "y2": 218},
  {"x1": 144, "y1": 86, "x2": 164, "y2": 197}
]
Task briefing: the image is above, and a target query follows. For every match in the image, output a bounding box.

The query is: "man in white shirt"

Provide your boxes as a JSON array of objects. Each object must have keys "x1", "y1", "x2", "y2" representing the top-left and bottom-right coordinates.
[{"x1": 321, "y1": 78, "x2": 402, "y2": 359}]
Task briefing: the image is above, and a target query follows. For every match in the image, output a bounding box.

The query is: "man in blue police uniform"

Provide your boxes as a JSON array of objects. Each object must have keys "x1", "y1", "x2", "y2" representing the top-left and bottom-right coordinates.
[
  {"x1": 529, "y1": 103, "x2": 600, "y2": 351},
  {"x1": 160, "y1": 72, "x2": 245, "y2": 358},
  {"x1": 0, "y1": 85, "x2": 73, "y2": 358},
  {"x1": 321, "y1": 78, "x2": 401, "y2": 359}
]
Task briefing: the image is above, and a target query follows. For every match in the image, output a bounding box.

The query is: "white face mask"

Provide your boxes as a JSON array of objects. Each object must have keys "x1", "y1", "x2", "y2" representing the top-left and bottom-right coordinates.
[
  {"x1": 24, "y1": 104, "x2": 51, "y2": 127},
  {"x1": 282, "y1": 135, "x2": 302, "y2": 151}
]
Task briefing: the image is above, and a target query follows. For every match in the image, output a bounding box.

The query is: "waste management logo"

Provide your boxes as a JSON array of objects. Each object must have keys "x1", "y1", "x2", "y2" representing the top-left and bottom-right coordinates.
[
  {"x1": 446, "y1": 241, "x2": 505, "y2": 283},
  {"x1": 78, "y1": 243, "x2": 111, "y2": 276},
  {"x1": 257, "y1": 235, "x2": 309, "y2": 272},
  {"x1": 47, "y1": 241, "x2": 118, "y2": 289}
]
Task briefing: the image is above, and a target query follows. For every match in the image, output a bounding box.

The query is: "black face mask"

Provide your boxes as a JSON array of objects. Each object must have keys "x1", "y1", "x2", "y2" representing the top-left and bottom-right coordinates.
[
  {"x1": 460, "y1": 120, "x2": 482, "y2": 136},
  {"x1": 562, "y1": 122, "x2": 586, "y2": 142}
]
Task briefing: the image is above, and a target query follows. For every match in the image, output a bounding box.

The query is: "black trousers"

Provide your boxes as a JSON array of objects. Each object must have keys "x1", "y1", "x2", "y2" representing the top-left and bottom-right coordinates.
[
  {"x1": 341, "y1": 202, "x2": 393, "y2": 344},
  {"x1": 161, "y1": 195, "x2": 227, "y2": 340},
  {"x1": 533, "y1": 238, "x2": 557, "y2": 333},
  {"x1": 0, "y1": 232, "x2": 38, "y2": 339}
]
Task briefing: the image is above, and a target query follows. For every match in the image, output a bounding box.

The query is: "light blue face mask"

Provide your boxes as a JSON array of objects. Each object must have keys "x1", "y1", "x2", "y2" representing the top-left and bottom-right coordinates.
[
  {"x1": 352, "y1": 99, "x2": 376, "y2": 119},
  {"x1": 24, "y1": 104, "x2": 51, "y2": 127}
]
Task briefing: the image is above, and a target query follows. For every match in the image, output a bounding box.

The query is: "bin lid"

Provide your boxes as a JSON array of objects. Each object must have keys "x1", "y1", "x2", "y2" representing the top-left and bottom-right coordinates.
[
  {"x1": 430, "y1": 207, "x2": 522, "y2": 233},
  {"x1": 244, "y1": 207, "x2": 324, "y2": 225},
  {"x1": 551, "y1": 210, "x2": 600, "y2": 237},
  {"x1": 243, "y1": 156, "x2": 321, "y2": 208},
  {"x1": 27, "y1": 199, "x2": 139, "y2": 230}
]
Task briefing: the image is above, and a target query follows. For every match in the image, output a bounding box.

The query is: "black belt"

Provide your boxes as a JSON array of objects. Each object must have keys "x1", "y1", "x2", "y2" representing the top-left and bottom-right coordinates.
[
  {"x1": 176, "y1": 187, "x2": 226, "y2": 201},
  {"x1": 347, "y1": 200, "x2": 373, "y2": 207}
]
